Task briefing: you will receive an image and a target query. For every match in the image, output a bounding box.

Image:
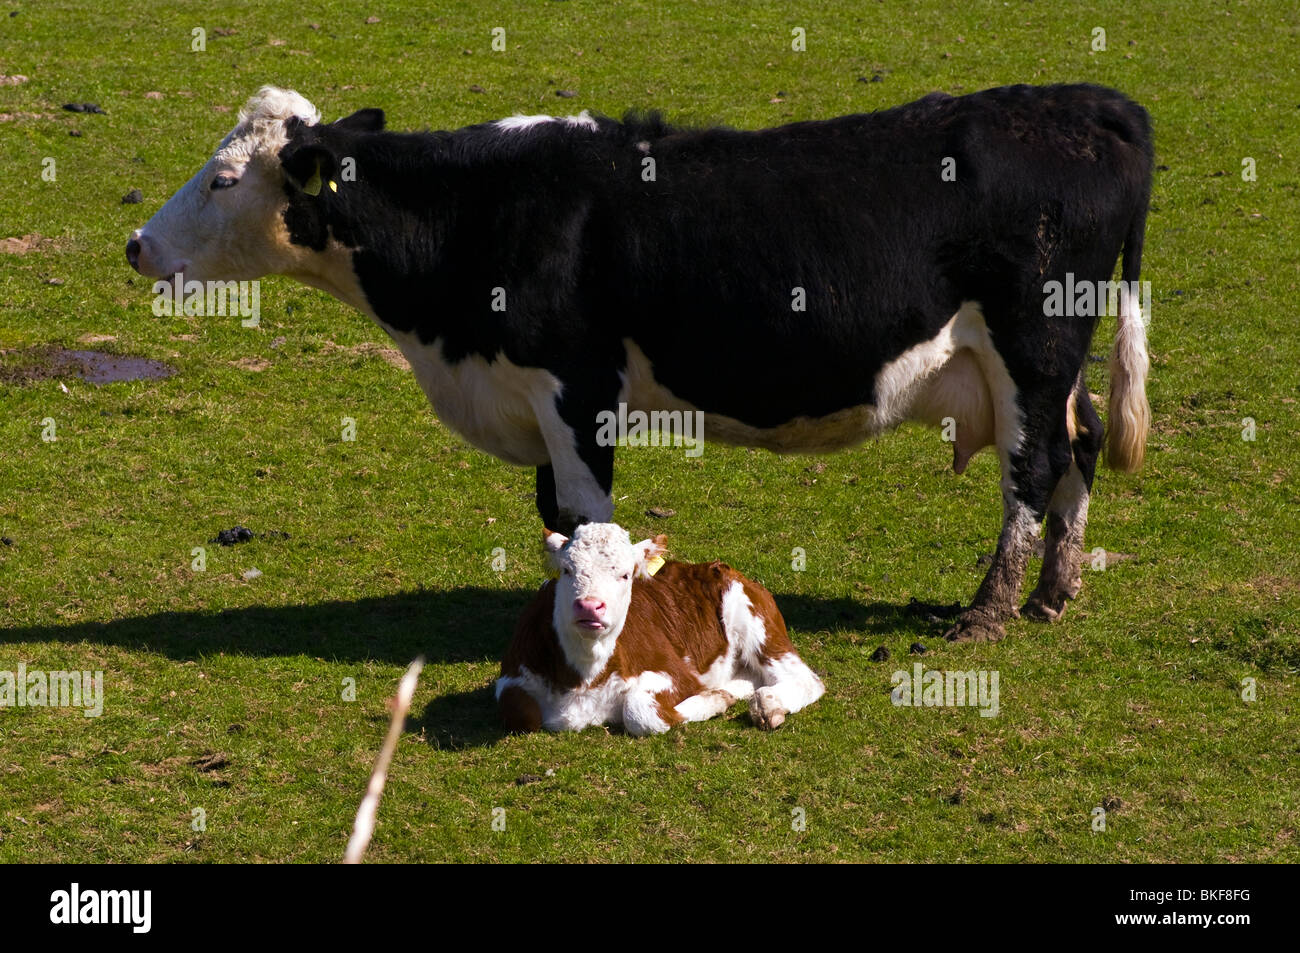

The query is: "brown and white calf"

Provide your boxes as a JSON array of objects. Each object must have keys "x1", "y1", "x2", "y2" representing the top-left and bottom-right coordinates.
[{"x1": 497, "y1": 524, "x2": 824, "y2": 735}]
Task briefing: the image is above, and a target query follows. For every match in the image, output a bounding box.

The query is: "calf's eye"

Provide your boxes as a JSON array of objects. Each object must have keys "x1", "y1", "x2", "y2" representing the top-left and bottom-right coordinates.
[{"x1": 211, "y1": 175, "x2": 239, "y2": 190}]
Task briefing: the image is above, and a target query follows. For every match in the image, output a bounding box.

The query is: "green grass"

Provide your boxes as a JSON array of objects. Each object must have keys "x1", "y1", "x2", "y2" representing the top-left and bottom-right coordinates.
[{"x1": 1, "y1": 0, "x2": 1298, "y2": 862}]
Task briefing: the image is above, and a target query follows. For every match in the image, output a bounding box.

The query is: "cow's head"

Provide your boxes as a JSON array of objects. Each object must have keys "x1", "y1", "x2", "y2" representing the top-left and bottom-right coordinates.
[
  {"x1": 544, "y1": 524, "x2": 667, "y2": 643},
  {"x1": 125, "y1": 86, "x2": 384, "y2": 286}
]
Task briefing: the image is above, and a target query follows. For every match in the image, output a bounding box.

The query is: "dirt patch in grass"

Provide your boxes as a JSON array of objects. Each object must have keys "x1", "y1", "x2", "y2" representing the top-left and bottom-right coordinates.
[
  {"x1": 1244, "y1": 574, "x2": 1300, "y2": 598},
  {"x1": 0, "y1": 345, "x2": 176, "y2": 385},
  {"x1": 322, "y1": 340, "x2": 410, "y2": 370},
  {"x1": 139, "y1": 756, "x2": 191, "y2": 778},
  {"x1": 1, "y1": 233, "x2": 56, "y2": 255}
]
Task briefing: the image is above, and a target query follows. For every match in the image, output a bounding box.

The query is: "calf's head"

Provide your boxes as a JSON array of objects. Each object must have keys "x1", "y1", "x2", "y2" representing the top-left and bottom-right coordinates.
[
  {"x1": 125, "y1": 86, "x2": 384, "y2": 284},
  {"x1": 544, "y1": 524, "x2": 667, "y2": 642}
]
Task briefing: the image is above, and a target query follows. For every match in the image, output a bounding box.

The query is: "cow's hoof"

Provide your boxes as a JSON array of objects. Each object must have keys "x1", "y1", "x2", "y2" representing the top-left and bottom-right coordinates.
[
  {"x1": 1021, "y1": 595, "x2": 1066, "y2": 623},
  {"x1": 749, "y1": 688, "x2": 787, "y2": 730},
  {"x1": 943, "y1": 611, "x2": 1006, "y2": 643}
]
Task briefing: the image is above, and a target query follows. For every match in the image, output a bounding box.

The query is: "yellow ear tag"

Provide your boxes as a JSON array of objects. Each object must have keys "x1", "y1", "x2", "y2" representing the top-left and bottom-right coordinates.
[
  {"x1": 302, "y1": 160, "x2": 323, "y2": 196},
  {"x1": 644, "y1": 554, "x2": 666, "y2": 577}
]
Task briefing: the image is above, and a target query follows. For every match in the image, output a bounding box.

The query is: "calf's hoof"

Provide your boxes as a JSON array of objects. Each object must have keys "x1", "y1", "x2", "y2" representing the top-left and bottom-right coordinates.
[
  {"x1": 706, "y1": 688, "x2": 737, "y2": 708},
  {"x1": 943, "y1": 609, "x2": 1007, "y2": 643},
  {"x1": 749, "y1": 687, "x2": 787, "y2": 731}
]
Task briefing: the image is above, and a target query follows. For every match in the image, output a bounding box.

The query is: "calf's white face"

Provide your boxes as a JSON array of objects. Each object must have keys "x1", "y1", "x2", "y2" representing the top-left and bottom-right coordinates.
[
  {"x1": 545, "y1": 524, "x2": 666, "y2": 640},
  {"x1": 127, "y1": 87, "x2": 320, "y2": 282}
]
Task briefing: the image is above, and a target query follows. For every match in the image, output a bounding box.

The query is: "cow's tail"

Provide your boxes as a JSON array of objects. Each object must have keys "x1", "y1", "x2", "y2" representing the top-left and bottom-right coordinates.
[{"x1": 1106, "y1": 208, "x2": 1151, "y2": 473}]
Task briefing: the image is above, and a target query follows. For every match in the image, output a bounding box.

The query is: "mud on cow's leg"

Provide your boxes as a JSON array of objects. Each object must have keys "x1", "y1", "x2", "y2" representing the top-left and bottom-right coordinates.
[
  {"x1": 1024, "y1": 379, "x2": 1104, "y2": 622},
  {"x1": 946, "y1": 373, "x2": 1075, "y2": 644},
  {"x1": 945, "y1": 496, "x2": 1042, "y2": 643}
]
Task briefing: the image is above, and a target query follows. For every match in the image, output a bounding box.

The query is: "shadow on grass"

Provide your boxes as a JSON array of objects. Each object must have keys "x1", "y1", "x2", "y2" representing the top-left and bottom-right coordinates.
[
  {"x1": 0, "y1": 586, "x2": 537, "y2": 665},
  {"x1": 411, "y1": 683, "x2": 508, "y2": 750},
  {"x1": 775, "y1": 593, "x2": 958, "y2": 641},
  {"x1": 1, "y1": 588, "x2": 952, "y2": 663},
  {"x1": 3, "y1": 587, "x2": 957, "y2": 751}
]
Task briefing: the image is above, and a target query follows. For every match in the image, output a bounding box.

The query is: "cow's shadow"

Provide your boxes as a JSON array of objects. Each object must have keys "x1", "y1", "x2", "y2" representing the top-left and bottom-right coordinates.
[
  {"x1": 3, "y1": 587, "x2": 954, "y2": 750},
  {"x1": 774, "y1": 593, "x2": 958, "y2": 641},
  {"x1": 0, "y1": 586, "x2": 533, "y2": 666}
]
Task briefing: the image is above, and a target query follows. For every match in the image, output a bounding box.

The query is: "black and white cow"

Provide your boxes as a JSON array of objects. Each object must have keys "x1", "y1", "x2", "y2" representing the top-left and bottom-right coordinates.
[{"x1": 127, "y1": 83, "x2": 1153, "y2": 642}]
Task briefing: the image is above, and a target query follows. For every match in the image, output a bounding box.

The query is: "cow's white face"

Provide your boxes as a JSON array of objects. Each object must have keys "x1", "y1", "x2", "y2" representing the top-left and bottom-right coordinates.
[
  {"x1": 127, "y1": 87, "x2": 320, "y2": 282},
  {"x1": 545, "y1": 524, "x2": 666, "y2": 642}
]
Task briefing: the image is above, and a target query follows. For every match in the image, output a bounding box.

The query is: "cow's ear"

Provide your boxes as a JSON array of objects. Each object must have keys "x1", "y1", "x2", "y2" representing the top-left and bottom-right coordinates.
[
  {"x1": 634, "y1": 535, "x2": 668, "y2": 578},
  {"x1": 280, "y1": 141, "x2": 337, "y2": 196},
  {"x1": 542, "y1": 529, "x2": 569, "y2": 569},
  {"x1": 333, "y1": 107, "x2": 385, "y2": 132},
  {"x1": 284, "y1": 115, "x2": 314, "y2": 137}
]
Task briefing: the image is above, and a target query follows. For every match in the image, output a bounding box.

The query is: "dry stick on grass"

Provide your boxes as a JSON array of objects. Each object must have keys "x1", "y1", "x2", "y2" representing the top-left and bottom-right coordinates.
[{"x1": 343, "y1": 656, "x2": 424, "y2": 864}]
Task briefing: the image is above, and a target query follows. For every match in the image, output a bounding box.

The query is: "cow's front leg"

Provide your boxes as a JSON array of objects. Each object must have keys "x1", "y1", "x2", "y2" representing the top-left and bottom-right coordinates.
[
  {"x1": 534, "y1": 464, "x2": 561, "y2": 533},
  {"x1": 945, "y1": 494, "x2": 1041, "y2": 642},
  {"x1": 622, "y1": 674, "x2": 685, "y2": 736},
  {"x1": 946, "y1": 377, "x2": 1074, "y2": 643},
  {"x1": 674, "y1": 689, "x2": 737, "y2": 725},
  {"x1": 531, "y1": 381, "x2": 617, "y2": 534}
]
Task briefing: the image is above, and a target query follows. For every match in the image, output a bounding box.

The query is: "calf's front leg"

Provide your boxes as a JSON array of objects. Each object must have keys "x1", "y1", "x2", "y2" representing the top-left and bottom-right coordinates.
[
  {"x1": 674, "y1": 689, "x2": 738, "y2": 724},
  {"x1": 621, "y1": 676, "x2": 685, "y2": 737}
]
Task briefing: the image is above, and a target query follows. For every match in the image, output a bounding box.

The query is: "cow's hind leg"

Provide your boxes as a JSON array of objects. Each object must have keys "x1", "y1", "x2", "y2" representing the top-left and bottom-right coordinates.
[
  {"x1": 750, "y1": 653, "x2": 826, "y2": 730},
  {"x1": 945, "y1": 331, "x2": 1077, "y2": 643},
  {"x1": 720, "y1": 579, "x2": 824, "y2": 729},
  {"x1": 1023, "y1": 379, "x2": 1103, "y2": 621}
]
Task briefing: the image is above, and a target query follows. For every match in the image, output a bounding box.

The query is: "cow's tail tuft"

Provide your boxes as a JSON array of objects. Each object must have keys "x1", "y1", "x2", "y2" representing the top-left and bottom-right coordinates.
[{"x1": 1106, "y1": 210, "x2": 1151, "y2": 473}]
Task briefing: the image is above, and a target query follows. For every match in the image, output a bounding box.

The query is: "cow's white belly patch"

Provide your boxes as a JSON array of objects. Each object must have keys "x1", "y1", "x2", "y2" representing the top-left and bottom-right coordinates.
[
  {"x1": 496, "y1": 666, "x2": 633, "y2": 732},
  {"x1": 384, "y1": 328, "x2": 557, "y2": 467},
  {"x1": 621, "y1": 301, "x2": 1008, "y2": 463}
]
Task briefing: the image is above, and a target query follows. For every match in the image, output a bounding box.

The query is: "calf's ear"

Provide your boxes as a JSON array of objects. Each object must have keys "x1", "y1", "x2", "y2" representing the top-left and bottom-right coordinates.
[
  {"x1": 634, "y1": 535, "x2": 668, "y2": 578},
  {"x1": 333, "y1": 107, "x2": 385, "y2": 132},
  {"x1": 542, "y1": 529, "x2": 569, "y2": 571}
]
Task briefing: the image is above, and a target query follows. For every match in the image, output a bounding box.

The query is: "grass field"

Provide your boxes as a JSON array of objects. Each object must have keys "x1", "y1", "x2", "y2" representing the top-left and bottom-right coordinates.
[{"x1": 1, "y1": 0, "x2": 1297, "y2": 863}]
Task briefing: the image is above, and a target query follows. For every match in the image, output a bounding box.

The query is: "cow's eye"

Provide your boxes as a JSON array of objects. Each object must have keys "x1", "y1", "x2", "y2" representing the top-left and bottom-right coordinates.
[
  {"x1": 622, "y1": 573, "x2": 631, "y2": 581},
  {"x1": 210, "y1": 175, "x2": 238, "y2": 191}
]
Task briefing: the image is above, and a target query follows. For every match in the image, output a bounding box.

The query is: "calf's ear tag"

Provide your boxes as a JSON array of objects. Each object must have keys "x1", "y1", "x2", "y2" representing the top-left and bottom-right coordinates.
[
  {"x1": 302, "y1": 158, "x2": 323, "y2": 196},
  {"x1": 644, "y1": 554, "x2": 666, "y2": 577}
]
